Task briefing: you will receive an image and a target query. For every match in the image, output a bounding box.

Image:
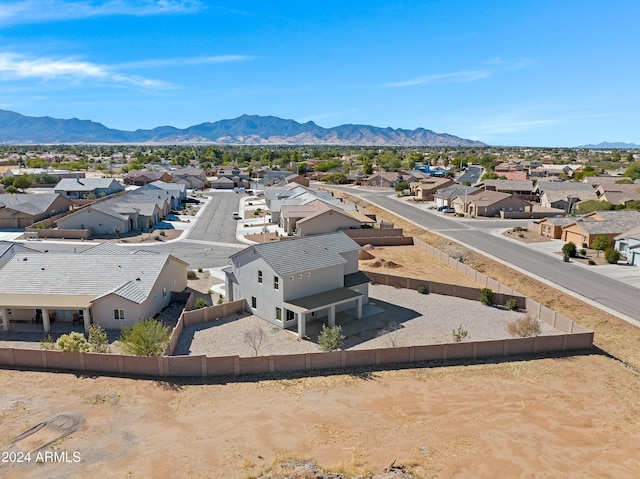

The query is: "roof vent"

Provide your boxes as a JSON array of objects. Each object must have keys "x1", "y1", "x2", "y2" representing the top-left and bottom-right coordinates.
[
  {"x1": 136, "y1": 277, "x2": 141, "y2": 281},
  {"x1": 23, "y1": 257, "x2": 27, "y2": 261}
]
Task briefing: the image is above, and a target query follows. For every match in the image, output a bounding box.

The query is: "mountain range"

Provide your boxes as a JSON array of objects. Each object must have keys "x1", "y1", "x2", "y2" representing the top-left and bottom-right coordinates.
[
  {"x1": 0, "y1": 109, "x2": 485, "y2": 147},
  {"x1": 576, "y1": 141, "x2": 640, "y2": 149}
]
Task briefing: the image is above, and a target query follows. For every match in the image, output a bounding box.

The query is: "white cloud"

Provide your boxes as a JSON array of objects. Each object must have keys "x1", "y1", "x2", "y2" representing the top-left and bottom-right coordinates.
[
  {"x1": 0, "y1": 52, "x2": 172, "y2": 89},
  {"x1": 0, "y1": 0, "x2": 202, "y2": 26},
  {"x1": 384, "y1": 70, "x2": 491, "y2": 88},
  {"x1": 116, "y1": 55, "x2": 254, "y2": 69}
]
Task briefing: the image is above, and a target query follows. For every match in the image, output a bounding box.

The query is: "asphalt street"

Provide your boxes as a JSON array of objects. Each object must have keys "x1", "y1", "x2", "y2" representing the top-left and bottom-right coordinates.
[{"x1": 333, "y1": 186, "x2": 640, "y2": 323}]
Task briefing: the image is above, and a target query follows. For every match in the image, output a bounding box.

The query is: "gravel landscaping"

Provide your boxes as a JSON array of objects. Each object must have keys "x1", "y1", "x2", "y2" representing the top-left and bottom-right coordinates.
[{"x1": 174, "y1": 284, "x2": 563, "y2": 357}]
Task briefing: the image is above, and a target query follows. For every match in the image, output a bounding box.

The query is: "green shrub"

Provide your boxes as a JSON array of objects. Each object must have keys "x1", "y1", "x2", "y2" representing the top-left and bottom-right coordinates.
[
  {"x1": 505, "y1": 298, "x2": 519, "y2": 311},
  {"x1": 187, "y1": 270, "x2": 197, "y2": 280},
  {"x1": 452, "y1": 325, "x2": 469, "y2": 342},
  {"x1": 40, "y1": 334, "x2": 56, "y2": 350},
  {"x1": 193, "y1": 297, "x2": 210, "y2": 310},
  {"x1": 588, "y1": 259, "x2": 596, "y2": 265},
  {"x1": 119, "y1": 318, "x2": 170, "y2": 356},
  {"x1": 479, "y1": 288, "x2": 494, "y2": 306},
  {"x1": 604, "y1": 248, "x2": 621, "y2": 264},
  {"x1": 197, "y1": 267, "x2": 203, "y2": 273},
  {"x1": 56, "y1": 332, "x2": 90, "y2": 353},
  {"x1": 417, "y1": 285, "x2": 428, "y2": 294},
  {"x1": 579, "y1": 248, "x2": 587, "y2": 256},
  {"x1": 562, "y1": 242, "x2": 577, "y2": 258},
  {"x1": 318, "y1": 325, "x2": 345, "y2": 351},
  {"x1": 88, "y1": 324, "x2": 110, "y2": 353}
]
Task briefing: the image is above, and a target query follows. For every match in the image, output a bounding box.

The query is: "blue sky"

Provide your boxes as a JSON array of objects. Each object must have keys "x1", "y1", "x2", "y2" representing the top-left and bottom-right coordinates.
[{"x1": 0, "y1": 0, "x2": 638, "y2": 147}]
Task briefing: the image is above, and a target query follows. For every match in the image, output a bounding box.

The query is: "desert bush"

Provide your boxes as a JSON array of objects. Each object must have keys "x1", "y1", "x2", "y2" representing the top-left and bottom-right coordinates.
[
  {"x1": 197, "y1": 267, "x2": 203, "y2": 273},
  {"x1": 417, "y1": 285, "x2": 428, "y2": 294},
  {"x1": 88, "y1": 324, "x2": 110, "y2": 353},
  {"x1": 479, "y1": 287, "x2": 494, "y2": 306},
  {"x1": 193, "y1": 297, "x2": 210, "y2": 310},
  {"x1": 318, "y1": 324, "x2": 345, "y2": 351},
  {"x1": 605, "y1": 248, "x2": 621, "y2": 264},
  {"x1": 507, "y1": 313, "x2": 541, "y2": 337},
  {"x1": 40, "y1": 334, "x2": 56, "y2": 350},
  {"x1": 119, "y1": 318, "x2": 170, "y2": 356},
  {"x1": 505, "y1": 298, "x2": 519, "y2": 311},
  {"x1": 588, "y1": 259, "x2": 596, "y2": 265},
  {"x1": 562, "y1": 242, "x2": 577, "y2": 258},
  {"x1": 187, "y1": 270, "x2": 197, "y2": 280},
  {"x1": 243, "y1": 327, "x2": 267, "y2": 356},
  {"x1": 579, "y1": 248, "x2": 587, "y2": 256},
  {"x1": 452, "y1": 325, "x2": 469, "y2": 342},
  {"x1": 56, "y1": 332, "x2": 90, "y2": 353}
]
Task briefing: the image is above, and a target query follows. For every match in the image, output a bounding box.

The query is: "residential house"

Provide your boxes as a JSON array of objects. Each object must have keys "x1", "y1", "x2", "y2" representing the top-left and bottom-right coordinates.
[
  {"x1": 434, "y1": 185, "x2": 480, "y2": 209},
  {"x1": 479, "y1": 179, "x2": 536, "y2": 201},
  {"x1": 123, "y1": 170, "x2": 173, "y2": 186},
  {"x1": 539, "y1": 189, "x2": 598, "y2": 213},
  {"x1": 561, "y1": 210, "x2": 640, "y2": 248},
  {"x1": 0, "y1": 242, "x2": 188, "y2": 333},
  {"x1": 170, "y1": 168, "x2": 208, "y2": 190},
  {"x1": 264, "y1": 170, "x2": 295, "y2": 186},
  {"x1": 214, "y1": 167, "x2": 250, "y2": 189},
  {"x1": 614, "y1": 226, "x2": 640, "y2": 266},
  {"x1": 0, "y1": 194, "x2": 73, "y2": 228},
  {"x1": 225, "y1": 232, "x2": 370, "y2": 338},
  {"x1": 280, "y1": 199, "x2": 373, "y2": 236},
  {"x1": 533, "y1": 179, "x2": 596, "y2": 195},
  {"x1": 535, "y1": 217, "x2": 576, "y2": 239},
  {"x1": 409, "y1": 177, "x2": 454, "y2": 200},
  {"x1": 54, "y1": 177, "x2": 125, "y2": 200},
  {"x1": 285, "y1": 174, "x2": 310, "y2": 188},
  {"x1": 265, "y1": 185, "x2": 353, "y2": 224},
  {"x1": 362, "y1": 172, "x2": 413, "y2": 188},
  {"x1": 594, "y1": 183, "x2": 640, "y2": 207},
  {"x1": 494, "y1": 161, "x2": 527, "y2": 180},
  {"x1": 451, "y1": 190, "x2": 531, "y2": 217},
  {"x1": 138, "y1": 180, "x2": 187, "y2": 209},
  {"x1": 4, "y1": 168, "x2": 85, "y2": 180}
]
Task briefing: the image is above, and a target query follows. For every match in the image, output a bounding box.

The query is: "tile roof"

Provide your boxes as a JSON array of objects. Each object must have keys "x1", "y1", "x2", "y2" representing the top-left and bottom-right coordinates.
[
  {"x1": 0, "y1": 194, "x2": 62, "y2": 216},
  {"x1": 480, "y1": 179, "x2": 535, "y2": 191},
  {"x1": 0, "y1": 246, "x2": 174, "y2": 304},
  {"x1": 237, "y1": 232, "x2": 360, "y2": 276},
  {"x1": 435, "y1": 185, "x2": 479, "y2": 200},
  {"x1": 54, "y1": 177, "x2": 121, "y2": 192}
]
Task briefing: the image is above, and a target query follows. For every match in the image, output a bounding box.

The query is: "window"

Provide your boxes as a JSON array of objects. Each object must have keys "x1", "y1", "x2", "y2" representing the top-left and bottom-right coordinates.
[
  {"x1": 258, "y1": 270, "x2": 263, "y2": 284},
  {"x1": 114, "y1": 309, "x2": 125, "y2": 321},
  {"x1": 273, "y1": 276, "x2": 279, "y2": 290},
  {"x1": 162, "y1": 287, "x2": 167, "y2": 299},
  {"x1": 251, "y1": 297, "x2": 257, "y2": 309},
  {"x1": 275, "y1": 307, "x2": 282, "y2": 321}
]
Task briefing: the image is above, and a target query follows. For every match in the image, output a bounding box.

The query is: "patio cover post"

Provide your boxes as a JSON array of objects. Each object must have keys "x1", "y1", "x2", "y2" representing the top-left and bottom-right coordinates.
[
  {"x1": 83, "y1": 308, "x2": 91, "y2": 333},
  {"x1": 297, "y1": 311, "x2": 305, "y2": 338},
  {"x1": 42, "y1": 309, "x2": 50, "y2": 333},
  {"x1": 328, "y1": 305, "x2": 336, "y2": 328},
  {"x1": 1, "y1": 307, "x2": 8, "y2": 331},
  {"x1": 355, "y1": 297, "x2": 362, "y2": 320}
]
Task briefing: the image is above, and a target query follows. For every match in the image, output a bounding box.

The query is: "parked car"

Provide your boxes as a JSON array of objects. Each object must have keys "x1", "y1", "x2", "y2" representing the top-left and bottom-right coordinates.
[
  {"x1": 232, "y1": 212, "x2": 241, "y2": 220},
  {"x1": 442, "y1": 207, "x2": 456, "y2": 213},
  {"x1": 436, "y1": 205, "x2": 448, "y2": 211},
  {"x1": 183, "y1": 197, "x2": 201, "y2": 204}
]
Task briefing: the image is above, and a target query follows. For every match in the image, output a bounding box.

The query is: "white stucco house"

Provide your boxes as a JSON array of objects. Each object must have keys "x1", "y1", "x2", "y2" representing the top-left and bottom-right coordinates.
[
  {"x1": 0, "y1": 242, "x2": 188, "y2": 333},
  {"x1": 224, "y1": 232, "x2": 370, "y2": 338}
]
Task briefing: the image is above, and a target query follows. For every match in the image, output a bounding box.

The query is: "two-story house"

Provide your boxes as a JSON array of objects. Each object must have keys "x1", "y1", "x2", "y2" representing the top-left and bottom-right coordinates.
[{"x1": 224, "y1": 232, "x2": 370, "y2": 338}]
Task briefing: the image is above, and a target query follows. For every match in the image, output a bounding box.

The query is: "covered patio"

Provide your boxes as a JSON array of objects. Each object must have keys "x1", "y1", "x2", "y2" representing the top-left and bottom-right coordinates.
[
  {"x1": 0, "y1": 294, "x2": 92, "y2": 333},
  {"x1": 283, "y1": 287, "x2": 363, "y2": 338}
]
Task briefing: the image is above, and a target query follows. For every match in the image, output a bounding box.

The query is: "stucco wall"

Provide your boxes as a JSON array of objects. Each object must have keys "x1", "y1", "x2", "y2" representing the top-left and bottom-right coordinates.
[{"x1": 57, "y1": 208, "x2": 130, "y2": 235}]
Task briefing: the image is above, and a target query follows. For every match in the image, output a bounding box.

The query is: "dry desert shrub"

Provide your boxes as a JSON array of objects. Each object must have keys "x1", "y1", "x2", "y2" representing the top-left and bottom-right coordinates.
[{"x1": 507, "y1": 313, "x2": 541, "y2": 338}]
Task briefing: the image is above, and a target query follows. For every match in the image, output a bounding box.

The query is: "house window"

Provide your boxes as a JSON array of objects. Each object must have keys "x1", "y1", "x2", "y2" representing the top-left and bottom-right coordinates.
[
  {"x1": 276, "y1": 307, "x2": 282, "y2": 321},
  {"x1": 114, "y1": 309, "x2": 125, "y2": 321},
  {"x1": 274, "y1": 276, "x2": 279, "y2": 290},
  {"x1": 251, "y1": 297, "x2": 257, "y2": 309},
  {"x1": 258, "y1": 270, "x2": 263, "y2": 284},
  {"x1": 162, "y1": 287, "x2": 167, "y2": 299}
]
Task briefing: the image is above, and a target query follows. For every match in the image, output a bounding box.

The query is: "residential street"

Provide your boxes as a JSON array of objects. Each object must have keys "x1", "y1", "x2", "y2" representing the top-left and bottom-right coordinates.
[{"x1": 325, "y1": 185, "x2": 640, "y2": 324}]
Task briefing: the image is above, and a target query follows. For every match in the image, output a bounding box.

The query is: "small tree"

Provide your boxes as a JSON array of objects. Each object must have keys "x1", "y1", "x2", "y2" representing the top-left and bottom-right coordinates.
[
  {"x1": 88, "y1": 324, "x2": 110, "y2": 353},
  {"x1": 505, "y1": 298, "x2": 520, "y2": 311},
  {"x1": 40, "y1": 334, "x2": 56, "y2": 350},
  {"x1": 452, "y1": 325, "x2": 469, "y2": 342},
  {"x1": 479, "y1": 288, "x2": 494, "y2": 306},
  {"x1": 604, "y1": 248, "x2": 621, "y2": 264},
  {"x1": 13, "y1": 175, "x2": 33, "y2": 192},
  {"x1": 243, "y1": 326, "x2": 267, "y2": 356},
  {"x1": 193, "y1": 297, "x2": 210, "y2": 310},
  {"x1": 562, "y1": 241, "x2": 577, "y2": 258},
  {"x1": 318, "y1": 324, "x2": 345, "y2": 351},
  {"x1": 56, "y1": 332, "x2": 90, "y2": 353},
  {"x1": 591, "y1": 235, "x2": 609, "y2": 257},
  {"x1": 394, "y1": 181, "x2": 409, "y2": 192},
  {"x1": 119, "y1": 318, "x2": 170, "y2": 356}
]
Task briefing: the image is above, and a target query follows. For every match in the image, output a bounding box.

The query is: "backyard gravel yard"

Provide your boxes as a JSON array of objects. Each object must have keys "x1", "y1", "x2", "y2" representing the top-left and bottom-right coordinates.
[{"x1": 174, "y1": 284, "x2": 562, "y2": 357}]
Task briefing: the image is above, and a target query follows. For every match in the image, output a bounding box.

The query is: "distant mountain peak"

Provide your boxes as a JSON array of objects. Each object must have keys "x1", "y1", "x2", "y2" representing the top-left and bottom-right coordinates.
[
  {"x1": 0, "y1": 109, "x2": 485, "y2": 146},
  {"x1": 576, "y1": 141, "x2": 640, "y2": 149}
]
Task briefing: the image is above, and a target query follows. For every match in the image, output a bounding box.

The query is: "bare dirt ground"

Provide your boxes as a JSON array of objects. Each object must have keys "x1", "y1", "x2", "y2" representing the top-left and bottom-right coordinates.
[{"x1": 1, "y1": 354, "x2": 639, "y2": 478}]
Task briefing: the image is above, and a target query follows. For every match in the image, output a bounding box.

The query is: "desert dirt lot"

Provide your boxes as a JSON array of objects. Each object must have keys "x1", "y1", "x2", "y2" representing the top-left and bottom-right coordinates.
[{"x1": 1, "y1": 354, "x2": 639, "y2": 479}]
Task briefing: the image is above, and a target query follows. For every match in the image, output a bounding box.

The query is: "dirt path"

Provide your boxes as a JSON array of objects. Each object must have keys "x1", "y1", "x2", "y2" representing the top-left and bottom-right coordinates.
[{"x1": 1, "y1": 354, "x2": 639, "y2": 478}]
